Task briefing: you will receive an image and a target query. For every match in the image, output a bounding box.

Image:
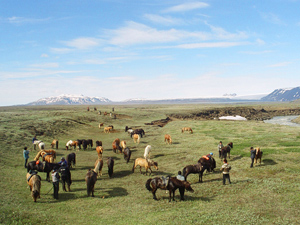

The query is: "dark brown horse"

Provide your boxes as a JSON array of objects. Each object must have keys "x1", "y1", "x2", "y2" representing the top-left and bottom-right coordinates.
[
  {"x1": 66, "y1": 153, "x2": 76, "y2": 169},
  {"x1": 107, "y1": 157, "x2": 114, "y2": 178},
  {"x1": 27, "y1": 161, "x2": 60, "y2": 181},
  {"x1": 145, "y1": 177, "x2": 194, "y2": 202},
  {"x1": 130, "y1": 128, "x2": 145, "y2": 138},
  {"x1": 220, "y1": 142, "x2": 233, "y2": 159},
  {"x1": 182, "y1": 162, "x2": 211, "y2": 183},
  {"x1": 123, "y1": 147, "x2": 132, "y2": 163},
  {"x1": 198, "y1": 157, "x2": 216, "y2": 172},
  {"x1": 85, "y1": 160, "x2": 102, "y2": 197}
]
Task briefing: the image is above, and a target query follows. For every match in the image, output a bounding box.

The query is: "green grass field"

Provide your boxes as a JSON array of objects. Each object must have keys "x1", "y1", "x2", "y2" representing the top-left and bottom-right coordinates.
[{"x1": 1, "y1": 103, "x2": 300, "y2": 225}]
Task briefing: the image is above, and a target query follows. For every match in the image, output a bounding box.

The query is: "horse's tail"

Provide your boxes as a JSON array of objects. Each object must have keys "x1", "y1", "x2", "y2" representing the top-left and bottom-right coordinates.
[
  {"x1": 56, "y1": 140, "x2": 58, "y2": 149},
  {"x1": 145, "y1": 178, "x2": 152, "y2": 192},
  {"x1": 132, "y1": 159, "x2": 136, "y2": 172},
  {"x1": 73, "y1": 154, "x2": 76, "y2": 167}
]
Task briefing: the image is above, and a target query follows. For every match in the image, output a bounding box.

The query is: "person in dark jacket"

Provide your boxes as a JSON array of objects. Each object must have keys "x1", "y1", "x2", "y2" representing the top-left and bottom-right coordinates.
[
  {"x1": 250, "y1": 147, "x2": 256, "y2": 168},
  {"x1": 58, "y1": 162, "x2": 72, "y2": 192}
]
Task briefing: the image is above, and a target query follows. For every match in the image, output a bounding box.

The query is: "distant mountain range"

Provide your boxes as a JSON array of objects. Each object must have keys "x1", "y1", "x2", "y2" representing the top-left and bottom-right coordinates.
[
  {"x1": 261, "y1": 87, "x2": 300, "y2": 102},
  {"x1": 27, "y1": 94, "x2": 111, "y2": 105},
  {"x1": 26, "y1": 87, "x2": 300, "y2": 105}
]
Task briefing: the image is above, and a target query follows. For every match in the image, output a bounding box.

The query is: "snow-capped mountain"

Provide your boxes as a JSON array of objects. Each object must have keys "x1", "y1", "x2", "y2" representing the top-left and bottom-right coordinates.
[
  {"x1": 27, "y1": 94, "x2": 112, "y2": 105},
  {"x1": 261, "y1": 87, "x2": 300, "y2": 102}
]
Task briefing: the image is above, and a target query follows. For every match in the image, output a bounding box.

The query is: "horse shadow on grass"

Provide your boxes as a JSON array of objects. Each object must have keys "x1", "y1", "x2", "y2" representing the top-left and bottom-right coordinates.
[
  {"x1": 111, "y1": 169, "x2": 132, "y2": 179},
  {"x1": 230, "y1": 155, "x2": 243, "y2": 161},
  {"x1": 259, "y1": 159, "x2": 277, "y2": 167},
  {"x1": 97, "y1": 187, "x2": 128, "y2": 198},
  {"x1": 46, "y1": 193, "x2": 76, "y2": 203}
]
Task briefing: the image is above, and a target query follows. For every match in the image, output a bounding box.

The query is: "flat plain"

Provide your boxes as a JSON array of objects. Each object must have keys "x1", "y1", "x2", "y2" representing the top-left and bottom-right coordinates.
[{"x1": 1, "y1": 103, "x2": 300, "y2": 225}]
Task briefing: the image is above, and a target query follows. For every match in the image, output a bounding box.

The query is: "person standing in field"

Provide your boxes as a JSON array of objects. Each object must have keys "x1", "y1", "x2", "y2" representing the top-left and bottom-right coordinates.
[
  {"x1": 51, "y1": 168, "x2": 60, "y2": 199},
  {"x1": 218, "y1": 141, "x2": 224, "y2": 158},
  {"x1": 23, "y1": 147, "x2": 29, "y2": 168},
  {"x1": 220, "y1": 159, "x2": 231, "y2": 185},
  {"x1": 250, "y1": 147, "x2": 256, "y2": 168}
]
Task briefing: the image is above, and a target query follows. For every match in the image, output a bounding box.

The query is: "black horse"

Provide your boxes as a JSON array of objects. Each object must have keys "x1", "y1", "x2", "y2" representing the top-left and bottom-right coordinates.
[
  {"x1": 66, "y1": 152, "x2": 76, "y2": 169},
  {"x1": 145, "y1": 177, "x2": 194, "y2": 202},
  {"x1": 82, "y1": 139, "x2": 88, "y2": 150},
  {"x1": 77, "y1": 139, "x2": 83, "y2": 150},
  {"x1": 27, "y1": 161, "x2": 60, "y2": 181},
  {"x1": 107, "y1": 157, "x2": 114, "y2": 178},
  {"x1": 123, "y1": 147, "x2": 132, "y2": 163},
  {"x1": 87, "y1": 139, "x2": 93, "y2": 148},
  {"x1": 220, "y1": 142, "x2": 233, "y2": 159},
  {"x1": 182, "y1": 162, "x2": 211, "y2": 183},
  {"x1": 130, "y1": 129, "x2": 145, "y2": 138},
  {"x1": 95, "y1": 140, "x2": 102, "y2": 147}
]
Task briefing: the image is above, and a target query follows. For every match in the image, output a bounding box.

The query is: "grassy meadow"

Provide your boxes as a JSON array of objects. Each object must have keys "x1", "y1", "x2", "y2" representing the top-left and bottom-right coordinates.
[{"x1": 1, "y1": 103, "x2": 300, "y2": 225}]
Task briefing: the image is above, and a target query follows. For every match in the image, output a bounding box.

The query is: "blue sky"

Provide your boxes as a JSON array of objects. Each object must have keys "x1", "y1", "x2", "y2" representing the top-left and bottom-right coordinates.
[{"x1": 1, "y1": 0, "x2": 300, "y2": 106}]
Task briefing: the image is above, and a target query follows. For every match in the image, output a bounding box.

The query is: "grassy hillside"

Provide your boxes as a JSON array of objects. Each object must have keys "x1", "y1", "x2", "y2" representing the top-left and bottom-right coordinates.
[{"x1": 1, "y1": 103, "x2": 300, "y2": 225}]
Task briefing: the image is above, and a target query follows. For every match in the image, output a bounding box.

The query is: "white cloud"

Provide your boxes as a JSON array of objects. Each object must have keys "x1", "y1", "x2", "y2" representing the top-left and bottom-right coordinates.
[
  {"x1": 63, "y1": 37, "x2": 101, "y2": 50},
  {"x1": 267, "y1": 62, "x2": 292, "y2": 67},
  {"x1": 164, "y1": 2, "x2": 209, "y2": 13},
  {"x1": 40, "y1": 54, "x2": 49, "y2": 58},
  {"x1": 7, "y1": 16, "x2": 50, "y2": 24},
  {"x1": 260, "y1": 12, "x2": 285, "y2": 25},
  {"x1": 144, "y1": 14, "x2": 184, "y2": 26},
  {"x1": 175, "y1": 41, "x2": 249, "y2": 49},
  {"x1": 29, "y1": 63, "x2": 59, "y2": 68}
]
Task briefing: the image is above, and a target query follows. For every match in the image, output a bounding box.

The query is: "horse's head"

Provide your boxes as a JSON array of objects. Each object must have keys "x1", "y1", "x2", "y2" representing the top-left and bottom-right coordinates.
[{"x1": 184, "y1": 181, "x2": 194, "y2": 193}]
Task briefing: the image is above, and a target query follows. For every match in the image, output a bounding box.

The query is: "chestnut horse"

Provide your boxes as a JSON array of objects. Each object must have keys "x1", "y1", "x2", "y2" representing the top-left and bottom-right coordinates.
[
  {"x1": 104, "y1": 126, "x2": 113, "y2": 133},
  {"x1": 34, "y1": 150, "x2": 56, "y2": 163},
  {"x1": 164, "y1": 134, "x2": 172, "y2": 144},
  {"x1": 145, "y1": 177, "x2": 194, "y2": 202},
  {"x1": 96, "y1": 146, "x2": 104, "y2": 159},
  {"x1": 26, "y1": 172, "x2": 41, "y2": 202},
  {"x1": 181, "y1": 127, "x2": 193, "y2": 134},
  {"x1": 66, "y1": 140, "x2": 79, "y2": 150},
  {"x1": 50, "y1": 139, "x2": 59, "y2": 149},
  {"x1": 255, "y1": 147, "x2": 263, "y2": 164},
  {"x1": 112, "y1": 140, "x2": 122, "y2": 153},
  {"x1": 132, "y1": 158, "x2": 158, "y2": 175}
]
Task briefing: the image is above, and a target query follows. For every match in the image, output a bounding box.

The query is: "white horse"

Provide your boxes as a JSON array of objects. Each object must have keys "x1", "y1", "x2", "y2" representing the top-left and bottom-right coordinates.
[
  {"x1": 33, "y1": 140, "x2": 45, "y2": 150},
  {"x1": 144, "y1": 145, "x2": 152, "y2": 160}
]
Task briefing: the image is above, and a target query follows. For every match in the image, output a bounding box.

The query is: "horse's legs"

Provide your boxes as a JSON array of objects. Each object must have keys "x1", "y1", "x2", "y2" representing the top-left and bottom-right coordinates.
[
  {"x1": 152, "y1": 188, "x2": 158, "y2": 200},
  {"x1": 149, "y1": 168, "x2": 152, "y2": 176},
  {"x1": 199, "y1": 172, "x2": 203, "y2": 183}
]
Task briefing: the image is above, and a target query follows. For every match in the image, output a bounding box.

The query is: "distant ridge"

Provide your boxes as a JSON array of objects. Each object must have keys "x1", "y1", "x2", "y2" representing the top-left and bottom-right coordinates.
[
  {"x1": 27, "y1": 94, "x2": 111, "y2": 105},
  {"x1": 261, "y1": 87, "x2": 300, "y2": 102}
]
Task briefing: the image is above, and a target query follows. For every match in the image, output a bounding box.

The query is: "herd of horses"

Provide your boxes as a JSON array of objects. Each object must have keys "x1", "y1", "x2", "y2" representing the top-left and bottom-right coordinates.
[{"x1": 26, "y1": 121, "x2": 263, "y2": 203}]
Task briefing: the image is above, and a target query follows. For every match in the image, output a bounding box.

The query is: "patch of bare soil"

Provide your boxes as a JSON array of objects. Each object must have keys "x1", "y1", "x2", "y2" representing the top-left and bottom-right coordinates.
[
  {"x1": 168, "y1": 107, "x2": 300, "y2": 121},
  {"x1": 145, "y1": 117, "x2": 172, "y2": 127}
]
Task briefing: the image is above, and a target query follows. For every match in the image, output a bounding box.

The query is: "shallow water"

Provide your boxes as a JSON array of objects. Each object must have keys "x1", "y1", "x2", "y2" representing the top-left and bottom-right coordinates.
[{"x1": 264, "y1": 115, "x2": 300, "y2": 127}]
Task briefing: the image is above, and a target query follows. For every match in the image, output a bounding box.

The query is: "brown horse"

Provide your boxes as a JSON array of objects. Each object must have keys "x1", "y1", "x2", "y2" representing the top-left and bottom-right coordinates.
[
  {"x1": 26, "y1": 172, "x2": 41, "y2": 202},
  {"x1": 164, "y1": 134, "x2": 172, "y2": 144},
  {"x1": 145, "y1": 177, "x2": 194, "y2": 202},
  {"x1": 220, "y1": 142, "x2": 233, "y2": 160},
  {"x1": 181, "y1": 127, "x2": 193, "y2": 134},
  {"x1": 255, "y1": 147, "x2": 263, "y2": 164},
  {"x1": 85, "y1": 159, "x2": 102, "y2": 197},
  {"x1": 66, "y1": 152, "x2": 76, "y2": 169},
  {"x1": 98, "y1": 123, "x2": 104, "y2": 128},
  {"x1": 50, "y1": 139, "x2": 59, "y2": 149},
  {"x1": 96, "y1": 146, "x2": 103, "y2": 159},
  {"x1": 34, "y1": 150, "x2": 56, "y2": 163},
  {"x1": 132, "y1": 158, "x2": 158, "y2": 175}
]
